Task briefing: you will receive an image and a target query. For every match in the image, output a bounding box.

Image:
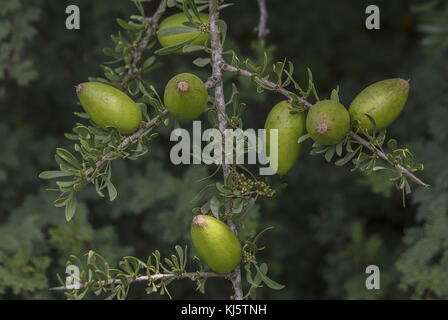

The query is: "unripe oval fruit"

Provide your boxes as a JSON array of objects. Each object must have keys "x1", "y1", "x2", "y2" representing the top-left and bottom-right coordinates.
[
  {"x1": 306, "y1": 100, "x2": 350, "y2": 145},
  {"x1": 157, "y1": 12, "x2": 210, "y2": 53},
  {"x1": 264, "y1": 101, "x2": 306, "y2": 175},
  {"x1": 348, "y1": 78, "x2": 409, "y2": 133},
  {"x1": 190, "y1": 215, "x2": 242, "y2": 274},
  {"x1": 164, "y1": 73, "x2": 208, "y2": 120},
  {"x1": 76, "y1": 82, "x2": 142, "y2": 134}
]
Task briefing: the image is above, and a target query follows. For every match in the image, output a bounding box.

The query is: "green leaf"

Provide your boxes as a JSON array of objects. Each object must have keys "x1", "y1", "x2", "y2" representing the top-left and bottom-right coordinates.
[
  {"x1": 404, "y1": 178, "x2": 412, "y2": 195},
  {"x1": 53, "y1": 196, "x2": 69, "y2": 208},
  {"x1": 157, "y1": 26, "x2": 197, "y2": 37},
  {"x1": 106, "y1": 180, "x2": 118, "y2": 201},
  {"x1": 209, "y1": 0, "x2": 219, "y2": 16},
  {"x1": 388, "y1": 139, "x2": 398, "y2": 150},
  {"x1": 142, "y1": 56, "x2": 156, "y2": 69},
  {"x1": 336, "y1": 141, "x2": 343, "y2": 156},
  {"x1": 210, "y1": 196, "x2": 220, "y2": 218},
  {"x1": 102, "y1": 48, "x2": 121, "y2": 59},
  {"x1": 182, "y1": 21, "x2": 199, "y2": 28},
  {"x1": 193, "y1": 58, "x2": 211, "y2": 67},
  {"x1": 200, "y1": 201, "x2": 210, "y2": 214},
  {"x1": 253, "y1": 263, "x2": 285, "y2": 290},
  {"x1": 116, "y1": 18, "x2": 143, "y2": 31},
  {"x1": 184, "y1": 0, "x2": 201, "y2": 22},
  {"x1": 74, "y1": 112, "x2": 90, "y2": 119},
  {"x1": 56, "y1": 180, "x2": 76, "y2": 189},
  {"x1": 330, "y1": 86, "x2": 340, "y2": 102},
  {"x1": 297, "y1": 134, "x2": 310, "y2": 144},
  {"x1": 167, "y1": 0, "x2": 177, "y2": 7},
  {"x1": 65, "y1": 193, "x2": 77, "y2": 221},
  {"x1": 377, "y1": 129, "x2": 387, "y2": 146},
  {"x1": 216, "y1": 182, "x2": 230, "y2": 195},
  {"x1": 154, "y1": 36, "x2": 198, "y2": 55},
  {"x1": 216, "y1": 19, "x2": 227, "y2": 44},
  {"x1": 324, "y1": 146, "x2": 336, "y2": 162},
  {"x1": 56, "y1": 148, "x2": 81, "y2": 169},
  {"x1": 183, "y1": 45, "x2": 206, "y2": 53},
  {"x1": 232, "y1": 198, "x2": 244, "y2": 214},
  {"x1": 335, "y1": 148, "x2": 360, "y2": 166},
  {"x1": 245, "y1": 263, "x2": 262, "y2": 287},
  {"x1": 38, "y1": 170, "x2": 72, "y2": 180}
]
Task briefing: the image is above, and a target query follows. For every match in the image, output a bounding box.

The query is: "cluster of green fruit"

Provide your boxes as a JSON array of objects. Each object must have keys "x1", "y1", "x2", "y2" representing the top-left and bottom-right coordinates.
[
  {"x1": 76, "y1": 79, "x2": 236, "y2": 274},
  {"x1": 74, "y1": 12, "x2": 239, "y2": 274},
  {"x1": 74, "y1": 78, "x2": 409, "y2": 275},
  {"x1": 266, "y1": 78, "x2": 410, "y2": 174},
  {"x1": 73, "y1": 12, "x2": 409, "y2": 275},
  {"x1": 75, "y1": 71, "x2": 207, "y2": 134},
  {"x1": 75, "y1": 12, "x2": 211, "y2": 134}
]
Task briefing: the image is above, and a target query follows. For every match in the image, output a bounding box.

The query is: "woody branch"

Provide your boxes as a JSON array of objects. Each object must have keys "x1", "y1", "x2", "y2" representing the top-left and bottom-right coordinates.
[
  {"x1": 208, "y1": 0, "x2": 244, "y2": 301},
  {"x1": 50, "y1": 271, "x2": 226, "y2": 291}
]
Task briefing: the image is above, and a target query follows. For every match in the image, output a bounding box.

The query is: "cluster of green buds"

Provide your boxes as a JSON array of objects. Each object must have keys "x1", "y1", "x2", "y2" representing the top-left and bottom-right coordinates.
[
  {"x1": 199, "y1": 22, "x2": 210, "y2": 34},
  {"x1": 233, "y1": 173, "x2": 275, "y2": 198},
  {"x1": 242, "y1": 247, "x2": 256, "y2": 263}
]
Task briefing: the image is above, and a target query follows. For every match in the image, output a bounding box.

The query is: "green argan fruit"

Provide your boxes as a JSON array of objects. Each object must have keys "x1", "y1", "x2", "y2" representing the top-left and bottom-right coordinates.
[
  {"x1": 348, "y1": 78, "x2": 410, "y2": 133},
  {"x1": 306, "y1": 100, "x2": 350, "y2": 145},
  {"x1": 157, "y1": 12, "x2": 210, "y2": 53},
  {"x1": 264, "y1": 101, "x2": 306, "y2": 175},
  {"x1": 190, "y1": 215, "x2": 242, "y2": 274},
  {"x1": 164, "y1": 73, "x2": 208, "y2": 120},
  {"x1": 76, "y1": 82, "x2": 142, "y2": 134}
]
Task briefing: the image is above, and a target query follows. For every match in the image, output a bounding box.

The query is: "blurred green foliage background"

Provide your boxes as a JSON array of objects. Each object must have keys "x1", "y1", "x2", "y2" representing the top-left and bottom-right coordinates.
[{"x1": 1, "y1": 0, "x2": 447, "y2": 299}]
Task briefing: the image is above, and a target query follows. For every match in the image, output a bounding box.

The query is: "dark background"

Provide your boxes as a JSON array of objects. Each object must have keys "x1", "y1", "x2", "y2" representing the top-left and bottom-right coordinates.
[{"x1": 1, "y1": 0, "x2": 447, "y2": 299}]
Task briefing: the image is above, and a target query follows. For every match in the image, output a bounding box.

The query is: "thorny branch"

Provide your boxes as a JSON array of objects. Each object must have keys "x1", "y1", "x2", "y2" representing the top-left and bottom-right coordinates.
[
  {"x1": 209, "y1": 0, "x2": 244, "y2": 301},
  {"x1": 221, "y1": 63, "x2": 429, "y2": 188},
  {"x1": 255, "y1": 0, "x2": 270, "y2": 41},
  {"x1": 128, "y1": 0, "x2": 167, "y2": 76},
  {"x1": 350, "y1": 133, "x2": 429, "y2": 187},
  {"x1": 50, "y1": 271, "x2": 226, "y2": 291},
  {"x1": 85, "y1": 0, "x2": 169, "y2": 178},
  {"x1": 73, "y1": 0, "x2": 427, "y2": 298},
  {"x1": 84, "y1": 110, "x2": 168, "y2": 178}
]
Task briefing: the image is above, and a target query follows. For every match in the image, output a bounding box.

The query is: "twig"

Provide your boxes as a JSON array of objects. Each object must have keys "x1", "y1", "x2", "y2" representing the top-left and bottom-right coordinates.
[
  {"x1": 254, "y1": 0, "x2": 270, "y2": 41},
  {"x1": 127, "y1": 0, "x2": 167, "y2": 78},
  {"x1": 209, "y1": 1, "x2": 244, "y2": 300},
  {"x1": 82, "y1": 2, "x2": 168, "y2": 178},
  {"x1": 220, "y1": 63, "x2": 429, "y2": 188},
  {"x1": 350, "y1": 133, "x2": 430, "y2": 187},
  {"x1": 85, "y1": 110, "x2": 168, "y2": 177},
  {"x1": 221, "y1": 62, "x2": 311, "y2": 107},
  {"x1": 49, "y1": 271, "x2": 225, "y2": 291}
]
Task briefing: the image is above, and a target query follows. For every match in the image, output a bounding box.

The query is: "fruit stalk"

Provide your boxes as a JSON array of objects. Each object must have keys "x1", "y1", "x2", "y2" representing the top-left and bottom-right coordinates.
[
  {"x1": 209, "y1": 1, "x2": 244, "y2": 300},
  {"x1": 220, "y1": 63, "x2": 429, "y2": 188}
]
